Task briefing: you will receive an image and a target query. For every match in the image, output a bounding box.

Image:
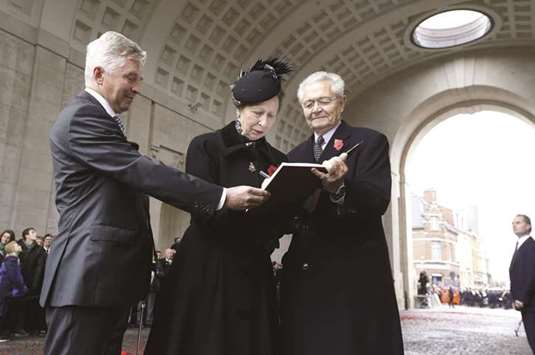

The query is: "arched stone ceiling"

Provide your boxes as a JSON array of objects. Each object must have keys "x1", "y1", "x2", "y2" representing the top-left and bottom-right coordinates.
[
  {"x1": 277, "y1": 0, "x2": 534, "y2": 98},
  {"x1": 4, "y1": 0, "x2": 534, "y2": 152},
  {"x1": 68, "y1": 0, "x2": 163, "y2": 52},
  {"x1": 260, "y1": 0, "x2": 535, "y2": 152},
  {"x1": 143, "y1": 0, "x2": 306, "y2": 120}
]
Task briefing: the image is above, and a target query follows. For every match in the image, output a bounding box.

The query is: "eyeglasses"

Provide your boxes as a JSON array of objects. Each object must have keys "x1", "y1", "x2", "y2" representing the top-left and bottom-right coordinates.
[{"x1": 301, "y1": 96, "x2": 339, "y2": 110}]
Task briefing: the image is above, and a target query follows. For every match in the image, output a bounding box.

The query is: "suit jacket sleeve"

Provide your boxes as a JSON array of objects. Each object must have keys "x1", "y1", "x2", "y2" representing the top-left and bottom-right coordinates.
[
  {"x1": 185, "y1": 134, "x2": 244, "y2": 228},
  {"x1": 65, "y1": 108, "x2": 223, "y2": 214},
  {"x1": 344, "y1": 132, "x2": 391, "y2": 216}
]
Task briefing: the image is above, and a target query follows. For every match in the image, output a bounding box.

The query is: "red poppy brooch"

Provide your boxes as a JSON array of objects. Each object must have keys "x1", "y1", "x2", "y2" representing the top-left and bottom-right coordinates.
[
  {"x1": 333, "y1": 139, "x2": 344, "y2": 151},
  {"x1": 267, "y1": 164, "x2": 278, "y2": 176}
]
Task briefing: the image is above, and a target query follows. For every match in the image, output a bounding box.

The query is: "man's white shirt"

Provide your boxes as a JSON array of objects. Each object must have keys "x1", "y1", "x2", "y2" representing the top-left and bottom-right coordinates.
[
  {"x1": 516, "y1": 235, "x2": 533, "y2": 250},
  {"x1": 314, "y1": 122, "x2": 341, "y2": 150}
]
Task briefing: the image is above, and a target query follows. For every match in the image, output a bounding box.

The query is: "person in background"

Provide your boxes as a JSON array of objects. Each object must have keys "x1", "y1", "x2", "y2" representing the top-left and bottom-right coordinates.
[
  {"x1": 20, "y1": 227, "x2": 47, "y2": 336},
  {"x1": 35, "y1": 236, "x2": 44, "y2": 247},
  {"x1": 0, "y1": 230, "x2": 16, "y2": 264},
  {"x1": 509, "y1": 214, "x2": 535, "y2": 353},
  {"x1": 0, "y1": 241, "x2": 28, "y2": 341},
  {"x1": 43, "y1": 234, "x2": 54, "y2": 254}
]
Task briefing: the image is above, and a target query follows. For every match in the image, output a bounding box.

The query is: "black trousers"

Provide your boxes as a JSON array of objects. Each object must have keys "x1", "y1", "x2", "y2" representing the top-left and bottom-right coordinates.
[
  {"x1": 44, "y1": 305, "x2": 130, "y2": 355},
  {"x1": 25, "y1": 296, "x2": 46, "y2": 332},
  {"x1": 523, "y1": 311, "x2": 535, "y2": 354},
  {"x1": 0, "y1": 297, "x2": 26, "y2": 336}
]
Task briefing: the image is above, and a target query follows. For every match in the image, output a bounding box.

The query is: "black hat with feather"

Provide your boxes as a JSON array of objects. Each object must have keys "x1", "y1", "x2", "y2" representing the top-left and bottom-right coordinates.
[{"x1": 231, "y1": 58, "x2": 292, "y2": 106}]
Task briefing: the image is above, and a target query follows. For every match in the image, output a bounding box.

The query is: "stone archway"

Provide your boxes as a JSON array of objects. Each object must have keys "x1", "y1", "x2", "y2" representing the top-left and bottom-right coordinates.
[
  {"x1": 394, "y1": 95, "x2": 535, "y2": 308},
  {"x1": 340, "y1": 46, "x2": 535, "y2": 309}
]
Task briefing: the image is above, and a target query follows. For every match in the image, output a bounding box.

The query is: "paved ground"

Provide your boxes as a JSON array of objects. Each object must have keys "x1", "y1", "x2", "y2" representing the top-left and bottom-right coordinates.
[
  {"x1": 402, "y1": 305, "x2": 532, "y2": 355},
  {"x1": 0, "y1": 305, "x2": 531, "y2": 354}
]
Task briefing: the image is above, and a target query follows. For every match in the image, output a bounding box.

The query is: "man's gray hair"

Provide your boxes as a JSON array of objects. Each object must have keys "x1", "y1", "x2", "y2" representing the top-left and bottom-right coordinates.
[
  {"x1": 297, "y1": 71, "x2": 345, "y2": 103},
  {"x1": 84, "y1": 31, "x2": 147, "y2": 85}
]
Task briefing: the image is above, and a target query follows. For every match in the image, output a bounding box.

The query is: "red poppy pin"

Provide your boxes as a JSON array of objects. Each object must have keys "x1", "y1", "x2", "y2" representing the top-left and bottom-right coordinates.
[
  {"x1": 267, "y1": 164, "x2": 278, "y2": 176},
  {"x1": 333, "y1": 139, "x2": 344, "y2": 151}
]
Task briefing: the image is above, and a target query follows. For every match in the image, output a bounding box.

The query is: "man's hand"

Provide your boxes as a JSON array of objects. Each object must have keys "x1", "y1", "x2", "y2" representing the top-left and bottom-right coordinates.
[
  {"x1": 312, "y1": 152, "x2": 348, "y2": 193},
  {"x1": 164, "y1": 248, "x2": 176, "y2": 260},
  {"x1": 514, "y1": 300, "x2": 524, "y2": 310},
  {"x1": 225, "y1": 185, "x2": 271, "y2": 210}
]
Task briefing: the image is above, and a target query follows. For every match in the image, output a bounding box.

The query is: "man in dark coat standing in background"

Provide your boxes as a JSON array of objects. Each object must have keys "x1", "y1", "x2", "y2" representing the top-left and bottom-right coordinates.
[
  {"x1": 19, "y1": 227, "x2": 47, "y2": 335},
  {"x1": 280, "y1": 71, "x2": 403, "y2": 355},
  {"x1": 42, "y1": 31, "x2": 269, "y2": 355},
  {"x1": 510, "y1": 214, "x2": 535, "y2": 353}
]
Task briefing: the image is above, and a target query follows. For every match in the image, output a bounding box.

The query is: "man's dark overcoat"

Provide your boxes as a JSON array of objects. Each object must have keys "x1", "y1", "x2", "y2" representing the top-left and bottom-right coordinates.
[
  {"x1": 280, "y1": 120, "x2": 404, "y2": 355},
  {"x1": 145, "y1": 122, "x2": 288, "y2": 355},
  {"x1": 20, "y1": 243, "x2": 47, "y2": 297}
]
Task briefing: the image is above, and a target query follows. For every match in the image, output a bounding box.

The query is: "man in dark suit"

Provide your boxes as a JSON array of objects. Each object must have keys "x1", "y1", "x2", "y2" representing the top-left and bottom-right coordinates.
[
  {"x1": 509, "y1": 214, "x2": 535, "y2": 353},
  {"x1": 42, "y1": 31, "x2": 269, "y2": 355},
  {"x1": 280, "y1": 71, "x2": 404, "y2": 355}
]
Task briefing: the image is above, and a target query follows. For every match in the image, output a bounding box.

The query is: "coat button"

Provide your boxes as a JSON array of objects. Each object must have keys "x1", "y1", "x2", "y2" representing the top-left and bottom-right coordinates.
[{"x1": 302, "y1": 263, "x2": 310, "y2": 271}]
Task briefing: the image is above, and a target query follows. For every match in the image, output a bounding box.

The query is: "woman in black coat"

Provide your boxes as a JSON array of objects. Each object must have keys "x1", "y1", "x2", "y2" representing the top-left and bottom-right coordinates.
[{"x1": 145, "y1": 59, "x2": 292, "y2": 355}]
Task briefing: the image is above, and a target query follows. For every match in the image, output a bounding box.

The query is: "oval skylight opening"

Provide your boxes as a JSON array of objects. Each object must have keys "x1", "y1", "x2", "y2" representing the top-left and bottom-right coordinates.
[{"x1": 412, "y1": 9, "x2": 493, "y2": 49}]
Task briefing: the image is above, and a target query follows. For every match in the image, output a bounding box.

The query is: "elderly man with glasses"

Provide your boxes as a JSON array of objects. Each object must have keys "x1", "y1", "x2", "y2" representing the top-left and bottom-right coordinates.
[{"x1": 280, "y1": 71, "x2": 404, "y2": 355}]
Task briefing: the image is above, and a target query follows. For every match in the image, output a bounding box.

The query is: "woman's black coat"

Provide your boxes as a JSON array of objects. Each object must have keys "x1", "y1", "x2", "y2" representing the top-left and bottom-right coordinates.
[{"x1": 145, "y1": 122, "x2": 288, "y2": 355}]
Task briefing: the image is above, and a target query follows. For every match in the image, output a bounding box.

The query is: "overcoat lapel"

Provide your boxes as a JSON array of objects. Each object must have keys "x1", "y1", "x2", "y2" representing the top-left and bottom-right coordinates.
[{"x1": 319, "y1": 121, "x2": 352, "y2": 162}]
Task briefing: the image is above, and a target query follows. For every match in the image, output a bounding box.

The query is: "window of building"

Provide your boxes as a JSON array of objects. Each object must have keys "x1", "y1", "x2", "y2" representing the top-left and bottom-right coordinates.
[
  {"x1": 430, "y1": 216, "x2": 440, "y2": 231},
  {"x1": 431, "y1": 274, "x2": 443, "y2": 286},
  {"x1": 432, "y1": 241, "x2": 442, "y2": 260}
]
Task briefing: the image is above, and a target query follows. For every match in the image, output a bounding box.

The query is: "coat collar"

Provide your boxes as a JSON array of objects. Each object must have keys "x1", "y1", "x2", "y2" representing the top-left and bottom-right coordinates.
[
  {"x1": 75, "y1": 91, "x2": 131, "y2": 142},
  {"x1": 511, "y1": 237, "x2": 535, "y2": 268},
  {"x1": 220, "y1": 121, "x2": 275, "y2": 160},
  {"x1": 76, "y1": 90, "x2": 110, "y2": 118}
]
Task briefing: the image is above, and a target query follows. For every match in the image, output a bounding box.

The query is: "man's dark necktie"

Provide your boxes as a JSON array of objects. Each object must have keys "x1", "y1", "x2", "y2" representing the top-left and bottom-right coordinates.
[
  {"x1": 512, "y1": 239, "x2": 520, "y2": 264},
  {"x1": 313, "y1": 135, "x2": 324, "y2": 162},
  {"x1": 112, "y1": 115, "x2": 126, "y2": 135}
]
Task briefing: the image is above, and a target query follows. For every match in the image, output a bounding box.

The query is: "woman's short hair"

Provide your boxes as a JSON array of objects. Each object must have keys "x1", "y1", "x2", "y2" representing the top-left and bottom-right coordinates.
[
  {"x1": 84, "y1": 31, "x2": 147, "y2": 85},
  {"x1": 297, "y1": 71, "x2": 345, "y2": 103},
  {"x1": 4, "y1": 241, "x2": 20, "y2": 255}
]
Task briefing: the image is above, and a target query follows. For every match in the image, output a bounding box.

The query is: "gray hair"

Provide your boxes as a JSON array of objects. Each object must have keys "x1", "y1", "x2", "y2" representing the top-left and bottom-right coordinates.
[
  {"x1": 84, "y1": 31, "x2": 147, "y2": 85},
  {"x1": 297, "y1": 71, "x2": 345, "y2": 103}
]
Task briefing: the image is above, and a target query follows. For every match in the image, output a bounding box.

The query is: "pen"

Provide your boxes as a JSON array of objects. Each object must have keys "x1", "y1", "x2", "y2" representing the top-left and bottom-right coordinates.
[
  {"x1": 342, "y1": 140, "x2": 363, "y2": 156},
  {"x1": 258, "y1": 170, "x2": 270, "y2": 179}
]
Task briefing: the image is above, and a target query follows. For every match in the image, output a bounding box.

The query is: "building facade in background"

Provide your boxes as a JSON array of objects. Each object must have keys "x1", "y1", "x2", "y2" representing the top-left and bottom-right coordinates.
[{"x1": 412, "y1": 190, "x2": 490, "y2": 290}]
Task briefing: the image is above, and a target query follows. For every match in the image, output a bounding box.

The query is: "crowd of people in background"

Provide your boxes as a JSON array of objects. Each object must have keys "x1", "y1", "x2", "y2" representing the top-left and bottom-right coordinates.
[
  {"x1": 435, "y1": 286, "x2": 513, "y2": 309},
  {"x1": 417, "y1": 271, "x2": 512, "y2": 309},
  {"x1": 0, "y1": 227, "x2": 184, "y2": 342},
  {"x1": 0, "y1": 228, "x2": 53, "y2": 342}
]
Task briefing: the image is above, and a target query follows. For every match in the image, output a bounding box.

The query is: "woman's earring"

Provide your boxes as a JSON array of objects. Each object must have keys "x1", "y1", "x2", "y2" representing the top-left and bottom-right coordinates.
[{"x1": 235, "y1": 119, "x2": 243, "y2": 134}]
